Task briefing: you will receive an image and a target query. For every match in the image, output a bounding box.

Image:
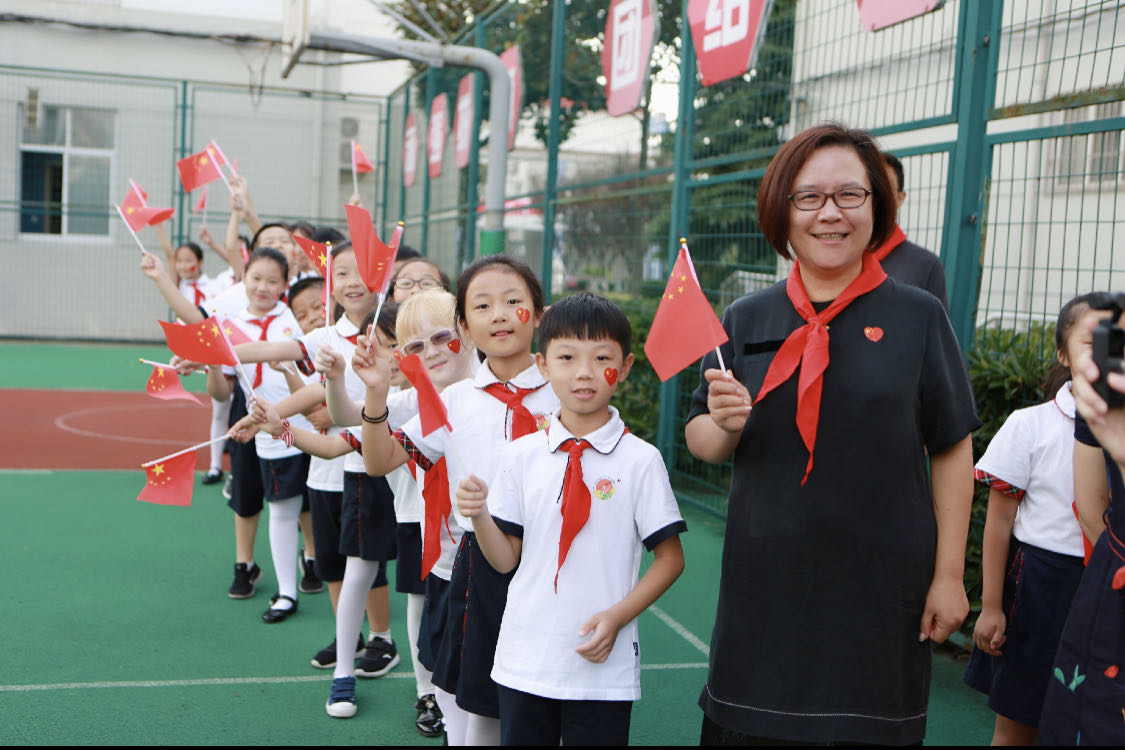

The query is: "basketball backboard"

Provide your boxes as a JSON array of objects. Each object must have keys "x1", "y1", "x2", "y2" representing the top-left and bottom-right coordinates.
[{"x1": 281, "y1": 0, "x2": 310, "y2": 78}]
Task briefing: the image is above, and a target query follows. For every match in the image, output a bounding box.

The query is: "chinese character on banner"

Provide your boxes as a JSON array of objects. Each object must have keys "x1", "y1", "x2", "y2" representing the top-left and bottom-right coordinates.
[
  {"x1": 602, "y1": 0, "x2": 658, "y2": 117},
  {"x1": 688, "y1": 0, "x2": 774, "y2": 87},
  {"x1": 454, "y1": 74, "x2": 474, "y2": 169},
  {"x1": 499, "y1": 46, "x2": 523, "y2": 151},
  {"x1": 403, "y1": 112, "x2": 419, "y2": 188},
  {"x1": 855, "y1": 0, "x2": 945, "y2": 32},
  {"x1": 428, "y1": 93, "x2": 448, "y2": 179}
]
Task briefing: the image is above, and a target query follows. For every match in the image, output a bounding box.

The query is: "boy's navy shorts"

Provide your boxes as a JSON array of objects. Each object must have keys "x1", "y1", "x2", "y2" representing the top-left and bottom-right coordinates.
[
  {"x1": 395, "y1": 522, "x2": 425, "y2": 595},
  {"x1": 226, "y1": 384, "x2": 264, "y2": 518},
  {"x1": 309, "y1": 488, "x2": 346, "y2": 582},
  {"x1": 431, "y1": 531, "x2": 514, "y2": 718},
  {"x1": 340, "y1": 471, "x2": 396, "y2": 565},
  {"x1": 497, "y1": 684, "x2": 633, "y2": 746}
]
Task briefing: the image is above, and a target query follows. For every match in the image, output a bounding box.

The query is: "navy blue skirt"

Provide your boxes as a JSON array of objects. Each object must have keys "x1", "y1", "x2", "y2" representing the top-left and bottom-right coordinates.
[
  {"x1": 418, "y1": 574, "x2": 450, "y2": 672},
  {"x1": 963, "y1": 539, "x2": 1083, "y2": 727}
]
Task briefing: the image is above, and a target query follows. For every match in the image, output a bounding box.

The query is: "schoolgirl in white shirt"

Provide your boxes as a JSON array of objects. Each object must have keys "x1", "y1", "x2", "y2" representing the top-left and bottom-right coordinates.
[
  {"x1": 353, "y1": 256, "x2": 560, "y2": 746},
  {"x1": 963, "y1": 293, "x2": 1110, "y2": 745}
]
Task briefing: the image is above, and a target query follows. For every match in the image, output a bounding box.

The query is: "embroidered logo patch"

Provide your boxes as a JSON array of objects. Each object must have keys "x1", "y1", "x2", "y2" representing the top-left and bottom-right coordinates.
[
  {"x1": 864, "y1": 326, "x2": 883, "y2": 342},
  {"x1": 534, "y1": 413, "x2": 549, "y2": 431},
  {"x1": 593, "y1": 477, "x2": 615, "y2": 501},
  {"x1": 283, "y1": 327, "x2": 294, "y2": 337}
]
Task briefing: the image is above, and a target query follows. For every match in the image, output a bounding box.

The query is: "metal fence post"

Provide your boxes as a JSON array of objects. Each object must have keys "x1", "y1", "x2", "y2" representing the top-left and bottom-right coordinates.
[
  {"x1": 942, "y1": 0, "x2": 1002, "y2": 350},
  {"x1": 656, "y1": 2, "x2": 698, "y2": 467},
  {"x1": 400, "y1": 85, "x2": 410, "y2": 244},
  {"x1": 174, "y1": 79, "x2": 189, "y2": 246},
  {"x1": 540, "y1": 0, "x2": 567, "y2": 299}
]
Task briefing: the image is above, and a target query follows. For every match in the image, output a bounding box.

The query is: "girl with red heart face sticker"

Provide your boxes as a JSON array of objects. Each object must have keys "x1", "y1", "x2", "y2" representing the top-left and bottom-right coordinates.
[{"x1": 516, "y1": 307, "x2": 531, "y2": 325}]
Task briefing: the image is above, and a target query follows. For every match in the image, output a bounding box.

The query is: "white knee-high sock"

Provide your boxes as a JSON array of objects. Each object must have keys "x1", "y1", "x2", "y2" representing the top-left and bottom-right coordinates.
[
  {"x1": 333, "y1": 557, "x2": 381, "y2": 680},
  {"x1": 406, "y1": 592, "x2": 434, "y2": 697},
  {"x1": 267, "y1": 495, "x2": 302, "y2": 602},
  {"x1": 436, "y1": 687, "x2": 469, "y2": 745},
  {"x1": 464, "y1": 713, "x2": 501, "y2": 746},
  {"x1": 209, "y1": 398, "x2": 230, "y2": 470}
]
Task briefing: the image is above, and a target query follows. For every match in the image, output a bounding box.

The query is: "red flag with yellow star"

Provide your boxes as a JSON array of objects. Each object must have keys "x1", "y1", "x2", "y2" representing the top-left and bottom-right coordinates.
[
  {"x1": 159, "y1": 318, "x2": 239, "y2": 367},
  {"x1": 176, "y1": 148, "x2": 223, "y2": 193},
  {"x1": 119, "y1": 179, "x2": 174, "y2": 232},
  {"x1": 144, "y1": 366, "x2": 203, "y2": 405},
  {"x1": 217, "y1": 317, "x2": 253, "y2": 346},
  {"x1": 643, "y1": 243, "x2": 728, "y2": 382},
  {"x1": 291, "y1": 233, "x2": 329, "y2": 277},
  {"x1": 345, "y1": 204, "x2": 397, "y2": 294},
  {"x1": 137, "y1": 451, "x2": 196, "y2": 506}
]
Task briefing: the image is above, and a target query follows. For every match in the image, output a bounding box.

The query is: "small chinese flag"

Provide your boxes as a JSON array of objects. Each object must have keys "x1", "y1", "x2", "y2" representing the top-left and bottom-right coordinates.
[
  {"x1": 145, "y1": 366, "x2": 203, "y2": 405},
  {"x1": 193, "y1": 187, "x2": 208, "y2": 215},
  {"x1": 159, "y1": 318, "x2": 239, "y2": 367},
  {"x1": 119, "y1": 179, "x2": 174, "y2": 232},
  {"x1": 137, "y1": 451, "x2": 197, "y2": 507},
  {"x1": 397, "y1": 353, "x2": 452, "y2": 437},
  {"x1": 217, "y1": 317, "x2": 254, "y2": 346},
  {"x1": 177, "y1": 148, "x2": 223, "y2": 193},
  {"x1": 345, "y1": 205, "x2": 398, "y2": 294},
  {"x1": 643, "y1": 242, "x2": 729, "y2": 382},
  {"x1": 291, "y1": 233, "x2": 329, "y2": 277},
  {"x1": 352, "y1": 141, "x2": 375, "y2": 174},
  {"x1": 206, "y1": 141, "x2": 229, "y2": 167}
]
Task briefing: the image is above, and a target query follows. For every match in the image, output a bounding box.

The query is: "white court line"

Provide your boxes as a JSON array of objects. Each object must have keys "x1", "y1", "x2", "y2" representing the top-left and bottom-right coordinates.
[
  {"x1": 649, "y1": 605, "x2": 710, "y2": 657},
  {"x1": 54, "y1": 403, "x2": 203, "y2": 446},
  {"x1": 0, "y1": 664, "x2": 707, "y2": 693},
  {"x1": 0, "y1": 469, "x2": 54, "y2": 475}
]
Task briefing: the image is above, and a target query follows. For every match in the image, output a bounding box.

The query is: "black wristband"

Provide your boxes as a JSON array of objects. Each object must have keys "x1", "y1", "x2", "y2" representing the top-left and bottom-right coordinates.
[{"x1": 361, "y1": 406, "x2": 389, "y2": 424}]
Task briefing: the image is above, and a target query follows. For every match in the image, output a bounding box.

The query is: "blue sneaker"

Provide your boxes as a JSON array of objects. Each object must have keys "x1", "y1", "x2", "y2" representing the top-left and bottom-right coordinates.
[{"x1": 326, "y1": 676, "x2": 357, "y2": 718}]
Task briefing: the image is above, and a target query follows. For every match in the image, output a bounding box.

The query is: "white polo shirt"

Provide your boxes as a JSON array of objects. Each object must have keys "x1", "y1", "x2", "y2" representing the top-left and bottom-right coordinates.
[
  {"x1": 975, "y1": 381, "x2": 1084, "y2": 557},
  {"x1": 206, "y1": 282, "x2": 249, "y2": 320},
  {"x1": 487, "y1": 407, "x2": 686, "y2": 701},
  {"x1": 398, "y1": 360, "x2": 559, "y2": 533},
  {"x1": 178, "y1": 275, "x2": 214, "y2": 307}
]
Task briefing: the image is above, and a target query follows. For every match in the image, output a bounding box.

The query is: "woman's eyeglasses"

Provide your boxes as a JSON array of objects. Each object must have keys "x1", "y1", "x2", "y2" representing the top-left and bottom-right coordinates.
[
  {"x1": 394, "y1": 277, "x2": 441, "y2": 291},
  {"x1": 787, "y1": 188, "x2": 871, "y2": 211},
  {"x1": 402, "y1": 329, "x2": 456, "y2": 356}
]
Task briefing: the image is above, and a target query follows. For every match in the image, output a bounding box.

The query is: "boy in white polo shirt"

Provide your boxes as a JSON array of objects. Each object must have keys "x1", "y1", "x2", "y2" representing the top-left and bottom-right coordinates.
[{"x1": 456, "y1": 292, "x2": 687, "y2": 746}]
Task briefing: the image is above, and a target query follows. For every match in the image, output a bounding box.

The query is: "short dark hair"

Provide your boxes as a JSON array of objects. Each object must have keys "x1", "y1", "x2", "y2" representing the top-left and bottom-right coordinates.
[
  {"x1": 246, "y1": 246, "x2": 289, "y2": 279},
  {"x1": 290, "y1": 220, "x2": 316, "y2": 238},
  {"x1": 455, "y1": 255, "x2": 544, "y2": 330},
  {"x1": 539, "y1": 292, "x2": 631, "y2": 357},
  {"x1": 392, "y1": 257, "x2": 451, "y2": 293},
  {"x1": 758, "y1": 122, "x2": 897, "y2": 260},
  {"x1": 361, "y1": 301, "x2": 399, "y2": 342},
  {"x1": 177, "y1": 241, "x2": 203, "y2": 262},
  {"x1": 312, "y1": 226, "x2": 346, "y2": 246},
  {"x1": 1045, "y1": 291, "x2": 1114, "y2": 397},
  {"x1": 287, "y1": 276, "x2": 324, "y2": 308},
  {"x1": 882, "y1": 152, "x2": 905, "y2": 193},
  {"x1": 329, "y1": 241, "x2": 353, "y2": 260},
  {"x1": 396, "y1": 245, "x2": 422, "y2": 262},
  {"x1": 250, "y1": 222, "x2": 290, "y2": 250}
]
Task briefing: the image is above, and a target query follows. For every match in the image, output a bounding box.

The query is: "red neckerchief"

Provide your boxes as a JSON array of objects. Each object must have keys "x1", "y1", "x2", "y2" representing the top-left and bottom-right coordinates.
[
  {"x1": 190, "y1": 281, "x2": 205, "y2": 306},
  {"x1": 482, "y1": 382, "x2": 543, "y2": 439},
  {"x1": 244, "y1": 315, "x2": 279, "y2": 387},
  {"x1": 754, "y1": 253, "x2": 886, "y2": 485},
  {"x1": 556, "y1": 437, "x2": 592, "y2": 592},
  {"x1": 871, "y1": 224, "x2": 907, "y2": 263},
  {"x1": 421, "y1": 457, "x2": 454, "y2": 580},
  {"x1": 345, "y1": 333, "x2": 360, "y2": 345}
]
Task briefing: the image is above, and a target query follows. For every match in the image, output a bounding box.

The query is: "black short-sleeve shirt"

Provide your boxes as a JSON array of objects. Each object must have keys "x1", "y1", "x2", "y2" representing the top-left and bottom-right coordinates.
[
  {"x1": 688, "y1": 276, "x2": 979, "y2": 745},
  {"x1": 879, "y1": 239, "x2": 949, "y2": 312}
]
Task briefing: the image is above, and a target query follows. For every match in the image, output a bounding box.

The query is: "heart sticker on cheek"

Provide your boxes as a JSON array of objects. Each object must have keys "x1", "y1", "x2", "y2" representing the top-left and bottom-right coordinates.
[
  {"x1": 393, "y1": 350, "x2": 404, "y2": 361},
  {"x1": 603, "y1": 368, "x2": 618, "y2": 386},
  {"x1": 515, "y1": 308, "x2": 531, "y2": 325},
  {"x1": 447, "y1": 339, "x2": 461, "y2": 354},
  {"x1": 188, "y1": 264, "x2": 198, "y2": 272}
]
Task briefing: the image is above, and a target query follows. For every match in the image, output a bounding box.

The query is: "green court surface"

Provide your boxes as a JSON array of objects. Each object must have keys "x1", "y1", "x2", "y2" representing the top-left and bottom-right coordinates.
[{"x1": 0, "y1": 342, "x2": 993, "y2": 745}]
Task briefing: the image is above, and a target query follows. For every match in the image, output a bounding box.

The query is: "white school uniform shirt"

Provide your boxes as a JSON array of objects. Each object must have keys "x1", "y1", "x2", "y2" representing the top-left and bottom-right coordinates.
[
  {"x1": 211, "y1": 268, "x2": 236, "y2": 294},
  {"x1": 206, "y1": 281, "x2": 250, "y2": 320},
  {"x1": 296, "y1": 319, "x2": 359, "y2": 492},
  {"x1": 488, "y1": 407, "x2": 686, "y2": 701},
  {"x1": 223, "y1": 303, "x2": 307, "y2": 461},
  {"x1": 398, "y1": 360, "x2": 560, "y2": 533},
  {"x1": 386, "y1": 387, "x2": 424, "y2": 524},
  {"x1": 975, "y1": 381, "x2": 1084, "y2": 557},
  {"x1": 178, "y1": 275, "x2": 214, "y2": 307}
]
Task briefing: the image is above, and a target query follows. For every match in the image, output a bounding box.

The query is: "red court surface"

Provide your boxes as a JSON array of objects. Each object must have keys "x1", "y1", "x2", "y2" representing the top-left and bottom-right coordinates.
[{"x1": 0, "y1": 389, "x2": 220, "y2": 470}]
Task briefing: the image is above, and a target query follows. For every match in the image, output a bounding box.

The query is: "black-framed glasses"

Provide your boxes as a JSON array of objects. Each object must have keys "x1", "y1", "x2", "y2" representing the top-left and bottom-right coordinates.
[
  {"x1": 402, "y1": 329, "x2": 456, "y2": 356},
  {"x1": 788, "y1": 188, "x2": 872, "y2": 211},
  {"x1": 394, "y1": 277, "x2": 441, "y2": 291}
]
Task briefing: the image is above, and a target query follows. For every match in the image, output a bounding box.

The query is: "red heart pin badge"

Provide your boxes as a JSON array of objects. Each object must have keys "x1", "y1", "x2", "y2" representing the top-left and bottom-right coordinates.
[
  {"x1": 515, "y1": 307, "x2": 531, "y2": 325},
  {"x1": 604, "y1": 368, "x2": 618, "y2": 386},
  {"x1": 447, "y1": 339, "x2": 461, "y2": 354},
  {"x1": 864, "y1": 326, "x2": 884, "y2": 342}
]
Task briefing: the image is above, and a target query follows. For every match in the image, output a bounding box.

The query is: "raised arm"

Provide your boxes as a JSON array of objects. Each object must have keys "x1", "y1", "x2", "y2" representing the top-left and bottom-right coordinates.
[
  {"x1": 230, "y1": 174, "x2": 262, "y2": 234},
  {"x1": 234, "y1": 340, "x2": 304, "y2": 364},
  {"x1": 317, "y1": 344, "x2": 362, "y2": 427},
  {"x1": 252, "y1": 399, "x2": 354, "y2": 460},
  {"x1": 223, "y1": 207, "x2": 245, "y2": 280},
  {"x1": 153, "y1": 223, "x2": 179, "y2": 285},
  {"x1": 198, "y1": 224, "x2": 232, "y2": 266},
  {"x1": 456, "y1": 474, "x2": 522, "y2": 574},
  {"x1": 351, "y1": 335, "x2": 409, "y2": 476},
  {"x1": 140, "y1": 251, "x2": 204, "y2": 324},
  {"x1": 685, "y1": 369, "x2": 752, "y2": 463}
]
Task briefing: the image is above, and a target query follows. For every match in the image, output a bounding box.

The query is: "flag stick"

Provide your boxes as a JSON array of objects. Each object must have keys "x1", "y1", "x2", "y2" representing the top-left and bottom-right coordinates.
[
  {"x1": 678, "y1": 235, "x2": 729, "y2": 376},
  {"x1": 116, "y1": 204, "x2": 148, "y2": 253},
  {"x1": 215, "y1": 318, "x2": 257, "y2": 402},
  {"x1": 444, "y1": 427, "x2": 469, "y2": 478},
  {"x1": 352, "y1": 158, "x2": 360, "y2": 198},
  {"x1": 206, "y1": 143, "x2": 235, "y2": 196},
  {"x1": 142, "y1": 434, "x2": 229, "y2": 468},
  {"x1": 324, "y1": 242, "x2": 334, "y2": 327},
  {"x1": 715, "y1": 347, "x2": 728, "y2": 374},
  {"x1": 139, "y1": 358, "x2": 201, "y2": 374}
]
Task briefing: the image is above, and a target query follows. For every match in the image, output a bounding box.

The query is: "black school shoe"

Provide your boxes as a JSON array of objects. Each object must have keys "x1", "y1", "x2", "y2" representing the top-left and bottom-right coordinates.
[
  {"x1": 354, "y1": 636, "x2": 400, "y2": 677},
  {"x1": 261, "y1": 594, "x2": 298, "y2": 623},
  {"x1": 414, "y1": 694, "x2": 444, "y2": 738},
  {"x1": 228, "y1": 562, "x2": 262, "y2": 599},
  {"x1": 311, "y1": 635, "x2": 367, "y2": 670},
  {"x1": 201, "y1": 468, "x2": 224, "y2": 485},
  {"x1": 298, "y1": 551, "x2": 324, "y2": 594}
]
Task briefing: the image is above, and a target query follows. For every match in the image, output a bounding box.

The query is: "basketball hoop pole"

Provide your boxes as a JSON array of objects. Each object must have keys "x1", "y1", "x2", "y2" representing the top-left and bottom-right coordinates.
[{"x1": 300, "y1": 33, "x2": 509, "y2": 256}]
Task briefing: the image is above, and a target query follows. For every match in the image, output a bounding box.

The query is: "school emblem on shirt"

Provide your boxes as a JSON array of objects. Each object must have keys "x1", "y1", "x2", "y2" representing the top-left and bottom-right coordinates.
[
  {"x1": 593, "y1": 477, "x2": 616, "y2": 501},
  {"x1": 534, "y1": 413, "x2": 549, "y2": 431},
  {"x1": 283, "y1": 326, "x2": 294, "y2": 338}
]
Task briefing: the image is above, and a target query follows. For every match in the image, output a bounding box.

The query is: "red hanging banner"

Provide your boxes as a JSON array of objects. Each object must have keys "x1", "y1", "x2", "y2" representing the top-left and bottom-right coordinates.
[
  {"x1": 403, "y1": 112, "x2": 419, "y2": 188},
  {"x1": 499, "y1": 46, "x2": 523, "y2": 151},
  {"x1": 855, "y1": 0, "x2": 945, "y2": 32},
  {"x1": 602, "y1": 0, "x2": 658, "y2": 117},
  {"x1": 428, "y1": 93, "x2": 448, "y2": 179},
  {"x1": 688, "y1": 0, "x2": 774, "y2": 87},
  {"x1": 454, "y1": 74, "x2": 474, "y2": 169}
]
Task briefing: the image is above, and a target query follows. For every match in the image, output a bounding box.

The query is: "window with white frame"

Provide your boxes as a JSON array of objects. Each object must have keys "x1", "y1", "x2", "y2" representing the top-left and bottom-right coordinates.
[
  {"x1": 19, "y1": 103, "x2": 115, "y2": 236},
  {"x1": 1053, "y1": 102, "x2": 1123, "y2": 189}
]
